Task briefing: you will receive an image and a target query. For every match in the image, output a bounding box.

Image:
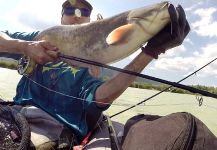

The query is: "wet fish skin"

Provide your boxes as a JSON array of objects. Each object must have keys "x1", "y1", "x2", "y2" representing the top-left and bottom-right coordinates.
[
  {"x1": 0, "y1": 1, "x2": 173, "y2": 72},
  {"x1": 35, "y1": 1, "x2": 172, "y2": 66}
]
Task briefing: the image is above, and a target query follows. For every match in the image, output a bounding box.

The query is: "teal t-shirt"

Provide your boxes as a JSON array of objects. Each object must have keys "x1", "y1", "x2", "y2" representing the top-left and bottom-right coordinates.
[{"x1": 1, "y1": 31, "x2": 108, "y2": 142}]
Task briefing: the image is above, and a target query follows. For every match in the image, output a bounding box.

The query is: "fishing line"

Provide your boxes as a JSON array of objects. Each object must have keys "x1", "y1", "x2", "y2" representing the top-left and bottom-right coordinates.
[
  {"x1": 17, "y1": 75, "x2": 153, "y2": 108},
  {"x1": 0, "y1": 78, "x2": 204, "y2": 110},
  {"x1": 3, "y1": 54, "x2": 214, "y2": 119},
  {"x1": 0, "y1": 54, "x2": 216, "y2": 122},
  {"x1": 25, "y1": 77, "x2": 196, "y2": 107},
  {"x1": 8, "y1": 76, "x2": 198, "y2": 109},
  {"x1": 58, "y1": 53, "x2": 217, "y2": 118},
  {"x1": 59, "y1": 54, "x2": 217, "y2": 99},
  {"x1": 110, "y1": 57, "x2": 217, "y2": 118},
  {"x1": 23, "y1": 75, "x2": 111, "y2": 106},
  {"x1": 142, "y1": 103, "x2": 196, "y2": 107},
  {"x1": 110, "y1": 102, "x2": 197, "y2": 108}
]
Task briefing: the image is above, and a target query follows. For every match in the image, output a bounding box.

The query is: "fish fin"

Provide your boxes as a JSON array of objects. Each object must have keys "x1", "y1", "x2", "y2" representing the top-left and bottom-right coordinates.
[{"x1": 106, "y1": 24, "x2": 134, "y2": 45}]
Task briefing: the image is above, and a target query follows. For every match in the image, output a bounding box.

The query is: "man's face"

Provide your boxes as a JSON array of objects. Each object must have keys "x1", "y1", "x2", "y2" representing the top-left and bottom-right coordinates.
[{"x1": 61, "y1": 1, "x2": 91, "y2": 25}]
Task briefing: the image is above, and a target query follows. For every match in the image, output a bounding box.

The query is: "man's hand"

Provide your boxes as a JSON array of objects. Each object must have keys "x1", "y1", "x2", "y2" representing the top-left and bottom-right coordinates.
[
  {"x1": 24, "y1": 40, "x2": 59, "y2": 64},
  {"x1": 142, "y1": 4, "x2": 190, "y2": 59}
]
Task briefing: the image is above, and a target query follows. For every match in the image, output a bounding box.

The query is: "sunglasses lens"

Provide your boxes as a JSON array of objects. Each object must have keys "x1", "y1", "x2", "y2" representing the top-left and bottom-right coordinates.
[
  {"x1": 63, "y1": 7, "x2": 90, "y2": 17},
  {"x1": 64, "y1": 7, "x2": 75, "y2": 15},
  {"x1": 81, "y1": 8, "x2": 90, "y2": 17}
]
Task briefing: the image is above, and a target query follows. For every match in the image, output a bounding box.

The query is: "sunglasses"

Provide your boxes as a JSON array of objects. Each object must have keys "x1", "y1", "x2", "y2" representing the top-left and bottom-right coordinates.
[{"x1": 62, "y1": 6, "x2": 91, "y2": 17}]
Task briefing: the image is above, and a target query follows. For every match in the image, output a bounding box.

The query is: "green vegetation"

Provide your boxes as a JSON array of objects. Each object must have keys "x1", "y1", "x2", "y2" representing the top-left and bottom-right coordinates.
[
  {"x1": 101, "y1": 75, "x2": 217, "y2": 95},
  {"x1": 130, "y1": 82, "x2": 217, "y2": 95}
]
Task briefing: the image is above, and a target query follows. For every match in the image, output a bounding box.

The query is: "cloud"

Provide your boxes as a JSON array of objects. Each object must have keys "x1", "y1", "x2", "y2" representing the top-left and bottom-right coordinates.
[
  {"x1": 17, "y1": 12, "x2": 57, "y2": 30},
  {"x1": 200, "y1": 43, "x2": 217, "y2": 58},
  {"x1": 162, "y1": 45, "x2": 187, "y2": 58},
  {"x1": 153, "y1": 57, "x2": 195, "y2": 71},
  {"x1": 192, "y1": 7, "x2": 217, "y2": 37},
  {"x1": 128, "y1": 44, "x2": 187, "y2": 61},
  {"x1": 196, "y1": 43, "x2": 217, "y2": 77},
  {"x1": 185, "y1": 38, "x2": 194, "y2": 45},
  {"x1": 3, "y1": 0, "x2": 63, "y2": 31},
  {"x1": 2, "y1": 0, "x2": 108, "y2": 32},
  {"x1": 185, "y1": 2, "x2": 203, "y2": 12},
  {"x1": 152, "y1": 43, "x2": 217, "y2": 78}
]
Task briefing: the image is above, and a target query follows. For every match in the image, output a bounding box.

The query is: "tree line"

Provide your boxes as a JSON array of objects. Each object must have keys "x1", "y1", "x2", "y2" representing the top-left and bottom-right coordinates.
[
  {"x1": 101, "y1": 76, "x2": 217, "y2": 95},
  {"x1": 129, "y1": 82, "x2": 217, "y2": 95}
]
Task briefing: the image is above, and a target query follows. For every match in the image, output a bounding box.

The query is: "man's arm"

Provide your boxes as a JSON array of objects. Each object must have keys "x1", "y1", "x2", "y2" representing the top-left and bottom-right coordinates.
[
  {"x1": 0, "y1": 31, "x2": 59, "y2": 64},
  {"x1": 95, "y1": 51, "x2": 152, "y2": 106}
]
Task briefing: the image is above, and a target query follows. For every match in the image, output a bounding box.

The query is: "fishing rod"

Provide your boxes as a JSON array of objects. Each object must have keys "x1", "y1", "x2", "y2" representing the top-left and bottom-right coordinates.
[
  {"x1": 59, "y1": 53, "x2": 217, "y2": 99},
  {"x1": 110, "y1": 57, "x2": 217, "y2": 118}
]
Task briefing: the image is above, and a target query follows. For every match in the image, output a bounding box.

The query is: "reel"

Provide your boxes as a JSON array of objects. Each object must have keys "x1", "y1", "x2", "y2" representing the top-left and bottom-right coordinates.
[{"x1": 17, "y1": 56, "x2": 36, "y2": 75}]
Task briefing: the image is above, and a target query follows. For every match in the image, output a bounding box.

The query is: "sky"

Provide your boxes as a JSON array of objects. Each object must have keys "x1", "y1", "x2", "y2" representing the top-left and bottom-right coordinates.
[{"x1": 0, "y1": 0, "x2": 217, "y2": 87}]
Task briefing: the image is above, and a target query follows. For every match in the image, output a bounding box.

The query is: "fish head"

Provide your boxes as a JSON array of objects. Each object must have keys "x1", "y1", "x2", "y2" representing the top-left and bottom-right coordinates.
[
  {"x1": 127, "y1": 1, "x2": 171, "y2": 36},
  {"x1": 105, "y1": 1, "x2": 173, "y2": 62},
  {"x1": 106, "y1": 1, "x2": 172, "y2": 47}
]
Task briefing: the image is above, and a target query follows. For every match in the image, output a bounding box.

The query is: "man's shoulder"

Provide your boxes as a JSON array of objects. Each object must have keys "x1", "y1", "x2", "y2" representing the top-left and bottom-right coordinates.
[{"x1": 2, "y1": 30, "x2": 40, "y2": 41}]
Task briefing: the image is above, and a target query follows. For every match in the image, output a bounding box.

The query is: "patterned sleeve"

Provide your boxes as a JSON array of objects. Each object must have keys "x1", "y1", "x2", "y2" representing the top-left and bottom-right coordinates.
[
  {"x1": 79, "y1": 70, "x2": 110, "y2": 112},
  {"x1": 2, "y1": 30, "x2": 39, "y2": 41}
]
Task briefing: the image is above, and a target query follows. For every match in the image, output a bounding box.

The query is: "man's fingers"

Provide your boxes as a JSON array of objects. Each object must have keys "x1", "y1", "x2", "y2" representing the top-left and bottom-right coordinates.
[
  {"x1": 176, "y1": 5, "x2": 187, "y2": 32},
  {"x1": 38, "y1": 41, "x2": 59, "y2": 63},
  {"x1": 41, "y1": 41, "x2": 58, "y2": 51},
  {"x1": 168, "y1": 4, "x2": 179, "y2": 38},
  {"x1": 46, "y1": 50, "x2": 59, "y2": 59},
  {"x1": 38, "y1": 51, "x2": 59, "y2": 64},
  {"x1": 35, "y1": 54, "x2": 53, "y2": 64}
]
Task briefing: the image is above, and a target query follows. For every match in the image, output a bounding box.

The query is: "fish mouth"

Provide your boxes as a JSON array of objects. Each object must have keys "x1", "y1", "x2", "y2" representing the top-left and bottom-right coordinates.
[{"x1": 127, "y1": 1, "x2": 171, "y2": 35}]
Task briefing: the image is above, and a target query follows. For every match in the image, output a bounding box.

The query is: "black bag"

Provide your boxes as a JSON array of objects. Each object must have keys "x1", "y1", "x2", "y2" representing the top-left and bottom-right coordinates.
[
  {"x1": 121, "y1": 112, "x2": 217, "y2": 150},
  {"x1": 0, "y1": 104, "x2": 30, "y2": 150}
]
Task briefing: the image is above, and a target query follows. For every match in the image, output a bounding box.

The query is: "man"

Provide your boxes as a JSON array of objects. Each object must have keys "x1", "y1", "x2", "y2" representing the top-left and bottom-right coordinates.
[{"x1": 0, "y1": 0, "x2": 190, "y2": 149}]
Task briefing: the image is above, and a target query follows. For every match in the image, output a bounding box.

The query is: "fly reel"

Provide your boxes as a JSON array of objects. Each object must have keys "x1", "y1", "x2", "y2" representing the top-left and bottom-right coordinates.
[{"x1": 17, "y1": 56, "x2": 36, "y2": 75}]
